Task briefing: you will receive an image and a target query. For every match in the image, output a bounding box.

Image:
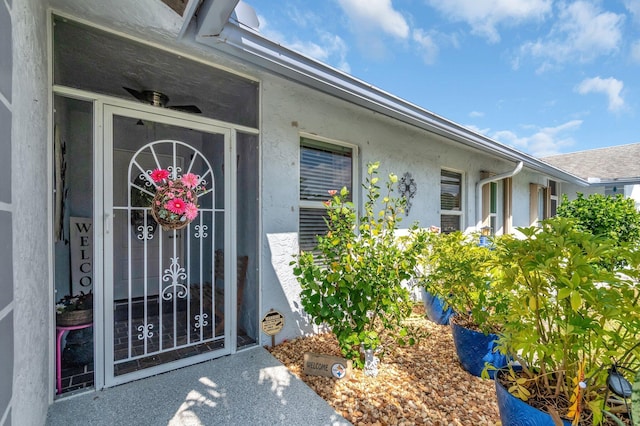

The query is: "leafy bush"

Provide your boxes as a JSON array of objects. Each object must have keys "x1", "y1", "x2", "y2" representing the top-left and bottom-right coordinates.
[
  {"x1": 292, "y1": 162, "x2": 427, "y2": 367},
  {"x1": 417, "y1": 231, "x2": 508, "y2": 334},
  {"x1": 491, "y1": 217, "x2": 640, "y2": 425},
  {"x1": 557, "y1": 193, "x2": 640, "y2": 246}
]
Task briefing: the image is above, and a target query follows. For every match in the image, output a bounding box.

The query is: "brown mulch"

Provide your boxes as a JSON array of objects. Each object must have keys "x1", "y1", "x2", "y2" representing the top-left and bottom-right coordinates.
[{"x1": 267, "y1": 305, "x2": 500, "y2": 426}]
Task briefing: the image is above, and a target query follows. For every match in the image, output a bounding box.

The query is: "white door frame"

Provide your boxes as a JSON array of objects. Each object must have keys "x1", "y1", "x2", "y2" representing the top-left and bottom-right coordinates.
[{"x1": 101, "y1": 104, "x2": 237, "y2": 388}]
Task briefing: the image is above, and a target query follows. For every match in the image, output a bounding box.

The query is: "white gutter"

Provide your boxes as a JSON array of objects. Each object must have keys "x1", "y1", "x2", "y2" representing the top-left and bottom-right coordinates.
[
  {"x1": 189, "y1": 6, "x2": 587, "y2": 186},
  {"x1": 475, "y1": 162, "x2": 523, "y2": 230}
]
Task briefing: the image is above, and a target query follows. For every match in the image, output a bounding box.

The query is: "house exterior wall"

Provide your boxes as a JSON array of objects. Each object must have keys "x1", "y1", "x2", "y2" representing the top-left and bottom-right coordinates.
[
  {"x1": 628, "y1": 185, "x2": 640, "y2": 210},
  {"x1": 0, "y1": 1, "x2": 14, "y2": 424},
  {"x1": 47, "y1": 1, "x2": 579, "y2": 348},
  {"x1": 3, "y1": 3, "x2": 600, "y2": 423},
  {"x1": 561, "y1": 182, "x2": 602, "y2": 201},
  {"x1": 257, "y1": 71, "x2": 560, "y2": 343},
  {"x1": 11, "y1": 0, "x2": 51, "y2": 425}
]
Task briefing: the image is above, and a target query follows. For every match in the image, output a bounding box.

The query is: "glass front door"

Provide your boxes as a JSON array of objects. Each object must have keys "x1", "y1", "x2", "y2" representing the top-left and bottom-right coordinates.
[{"x1": 104, "y1": 106, "x2": 232, "y2": 386}]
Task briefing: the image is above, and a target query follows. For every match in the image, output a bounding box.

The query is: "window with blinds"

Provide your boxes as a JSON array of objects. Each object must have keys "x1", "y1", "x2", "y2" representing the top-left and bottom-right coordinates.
[
  {"x1": 440, "y1": 169, "x2": 463, "y2": 233},
  {"x1": 299, "y1": 137, "x2": 354, "y2": 252},
  {"x1": 549, "y1": 180, "x2": 558, "y2": 217}
]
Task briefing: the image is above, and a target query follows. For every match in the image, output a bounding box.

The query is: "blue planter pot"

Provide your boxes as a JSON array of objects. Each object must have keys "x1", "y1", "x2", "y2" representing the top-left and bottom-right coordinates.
[
  {"x1": 421, "y1": 289, "x2": 454, "y2": 325},
  {"x1": 495, "y1": 370, "x2": 572, "y2": 426},
  {"x1": 450, "y1": 321, "x2": 507, "y2": 378}
]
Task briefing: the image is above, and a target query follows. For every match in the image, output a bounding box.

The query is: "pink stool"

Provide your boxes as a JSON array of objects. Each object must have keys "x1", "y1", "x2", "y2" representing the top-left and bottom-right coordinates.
[{"x1": 56, "y1": 322, "x2": 93, "y2": 395}]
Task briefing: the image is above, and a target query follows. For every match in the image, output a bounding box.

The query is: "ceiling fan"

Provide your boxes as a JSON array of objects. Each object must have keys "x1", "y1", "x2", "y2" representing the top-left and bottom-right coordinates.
[{"x1": 123, "y1": 87, "x2": 202, "y2": 114}]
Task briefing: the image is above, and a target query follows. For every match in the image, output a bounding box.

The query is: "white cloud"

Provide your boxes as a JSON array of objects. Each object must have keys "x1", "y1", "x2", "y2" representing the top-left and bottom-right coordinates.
[
  {"x1": 490, "y1": 120, "x2": 582, "y2": 157},
  {"x1": 287, "y1": 6, "x2": 320, "y2": 28},
  {"x1": 412, "y1": 28, "x2": 439, "y2": 64},
  {"x1": 575, "y1": 77, "x2": 625, "y2": 112},
  {"x1": 623, "y1": 0, "x2": 640, "y2": 22},
  {"x1": 519, "y1": 1, "x2": 624, "y2": 69},
  {"x1": 425, "y1": 0, "x2": 551, "y2": 43},
  {"x1": 336, "y1": 0, "x2": 409, "y2": 39},
  {"x1": 469, "y1": 111, "x2": 484, "y2": 118},
  {"x1": 256, "y1": 13, "x2": 351, "y2": 73}
]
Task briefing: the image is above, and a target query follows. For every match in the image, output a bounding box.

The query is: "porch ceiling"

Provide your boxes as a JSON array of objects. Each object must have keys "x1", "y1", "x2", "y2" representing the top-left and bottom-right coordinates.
[{"x1": 53, "y1": 16, "x2": 258, "y2": 127}]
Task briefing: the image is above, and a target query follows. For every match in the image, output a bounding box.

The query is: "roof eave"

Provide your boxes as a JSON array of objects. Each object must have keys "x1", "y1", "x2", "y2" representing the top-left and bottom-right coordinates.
[
  {"x1": 193, "y1": 17, "x2": 588, "y2": 186},
  {"x1": 588, "y1": 177, "x2": 640, "y2": 186}
]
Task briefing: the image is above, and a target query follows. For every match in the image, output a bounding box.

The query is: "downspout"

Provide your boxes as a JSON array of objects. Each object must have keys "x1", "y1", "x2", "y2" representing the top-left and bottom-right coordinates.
[{"x1": 475, "y1": 161, "x2": 523, "y2": 231}]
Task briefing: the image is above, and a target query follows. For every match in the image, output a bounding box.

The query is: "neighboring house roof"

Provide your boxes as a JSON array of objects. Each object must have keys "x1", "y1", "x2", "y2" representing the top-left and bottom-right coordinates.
[
  {"x1": 178, "y1": 0, "x2": 587, "y2": 186},
  {"x1": 543, "y1": 143, "x2": 640, "y2": 185}
]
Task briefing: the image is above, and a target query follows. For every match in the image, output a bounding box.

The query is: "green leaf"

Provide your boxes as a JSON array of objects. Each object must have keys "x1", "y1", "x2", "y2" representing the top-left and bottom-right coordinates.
[
  {"x1": 557, "y1": 287, "x2": 571, "y2": 300},
  {"x1": 570, "y1": 291, "x2": 582, "y2": 311}
]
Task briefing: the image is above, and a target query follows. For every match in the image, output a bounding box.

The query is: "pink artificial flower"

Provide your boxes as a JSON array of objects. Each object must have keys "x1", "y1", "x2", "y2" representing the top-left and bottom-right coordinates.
[
  {"x1": 181, "y1": 173, "x2": 199, "y2": 189},
  {"x1": 184, "y1": 202, "x2": 199, "y2": 221},
  {"x1": 150, "y1": 169, "x2": 170, "y2": 183},
  {"x1": 165, "y1": 198, "x2": 187, "y2": 215},
  {"x1": 328, "y1": 190, "x2": 337, "y2": 196},
  {"x1": 166, "y1": 192, "x2": 175, "y2": 199}
]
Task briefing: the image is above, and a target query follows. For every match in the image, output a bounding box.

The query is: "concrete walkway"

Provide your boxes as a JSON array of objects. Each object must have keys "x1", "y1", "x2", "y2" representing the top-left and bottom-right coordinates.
[{"x1": 46, "y1": 347, "x2": 351, "y2": 426}]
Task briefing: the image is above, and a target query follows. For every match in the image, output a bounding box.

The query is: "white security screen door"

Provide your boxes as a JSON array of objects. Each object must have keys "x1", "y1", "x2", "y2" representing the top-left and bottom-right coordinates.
[{"x1": 103, "y1": 106, "x2": 233, "y2": 386}]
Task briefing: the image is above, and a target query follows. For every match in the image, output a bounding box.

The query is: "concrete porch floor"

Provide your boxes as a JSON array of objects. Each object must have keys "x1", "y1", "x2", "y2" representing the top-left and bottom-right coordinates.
[{"x1": 46, "y1": 347, "x2": 351, "y2": 426}]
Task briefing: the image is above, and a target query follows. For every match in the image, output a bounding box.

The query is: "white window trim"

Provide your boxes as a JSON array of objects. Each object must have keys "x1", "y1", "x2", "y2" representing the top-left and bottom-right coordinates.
[
  {"x1": 299, "y1": 132, "x2": 359, "y2": 207},
  {"x1": 298, "y1": 133, "x2": 359, "y2": 251},
  {"x1": 440, "y1": 168, "x2": 465, "y2": 232}
]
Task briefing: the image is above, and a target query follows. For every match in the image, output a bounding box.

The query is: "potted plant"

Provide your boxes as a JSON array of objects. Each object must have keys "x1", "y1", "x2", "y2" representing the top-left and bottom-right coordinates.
[
  {"x1": 490, "y1": 217, "x2": 640, "y2": 425},
  {"x1": 415, "y1": 226, "x2": 454, "y2": 325},
  {"x1": 418, "y1": 231, "x2": 509, "y2": 378},
  {"x1": 292, "y1": 162, "x2": 428, "y2": 373},
  {"x1": 56, "y1": 291, "x2": 94, "y2": 326},
  {"x1": 633, "y1": 370, "x2": 640, "y2": 426}
]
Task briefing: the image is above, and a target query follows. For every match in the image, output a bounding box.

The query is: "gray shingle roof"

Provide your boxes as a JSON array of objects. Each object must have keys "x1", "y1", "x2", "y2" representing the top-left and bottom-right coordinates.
[{"x1": 542, "y1": 143, "x2": 640, "y2": 181}]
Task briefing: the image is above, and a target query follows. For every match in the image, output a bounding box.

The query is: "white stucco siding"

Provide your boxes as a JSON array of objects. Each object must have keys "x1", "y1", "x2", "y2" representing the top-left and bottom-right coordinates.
[
  {"x1": 561, "y1": 183, "x2": 601, "y2": 201},
  {"x1": 13, "y1": 0, "x2": 51, "y2": 422},
  {"x1": 39, "y1": 2, "x2": 587, "y2": 348},
  {"x1": 257, "y1": 72, "x2": 546, "y2": 342},
  {"x1": 50, "y1": 0, "x2": 183, "y2": 40},
  {"x1": 628, "y1": 185, "x2": 640, "y2": 210}
]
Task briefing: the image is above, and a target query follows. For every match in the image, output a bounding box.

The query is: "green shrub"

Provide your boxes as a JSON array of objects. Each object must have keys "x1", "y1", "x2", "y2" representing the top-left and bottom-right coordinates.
[
  {"x1": 491, "y1": 217, "x2": 640, "y2": 424},
  {"x1": 417, "y1": 231, "x2": 508, "y2": 334},
  {"x1": 292, "y1": 163, "x2": 427, "y2": 367},
  {"x1": 557, "y1": 193, "x2": 640, "y2": 246}
]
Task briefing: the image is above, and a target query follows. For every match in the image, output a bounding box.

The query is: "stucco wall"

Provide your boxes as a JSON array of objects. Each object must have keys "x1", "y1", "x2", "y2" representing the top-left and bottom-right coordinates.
[
  {"x1": 0, "y1": 0, "x2": 14, "y2": 423},
  {"x1": 258, "y1": 71, "x2": 547, "y2": 343},
  {"x1": 12, "y1": 0, "x2": 50, "y2": 424},
  {"x1": 28, "y1": 0, "x2": 600, "y2": 378}
]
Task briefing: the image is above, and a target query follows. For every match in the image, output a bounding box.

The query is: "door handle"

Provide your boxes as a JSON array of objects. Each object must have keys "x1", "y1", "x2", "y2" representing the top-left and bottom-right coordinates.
[{"x1": 105, "y1": 213, "x2": 112, "y2": 234}]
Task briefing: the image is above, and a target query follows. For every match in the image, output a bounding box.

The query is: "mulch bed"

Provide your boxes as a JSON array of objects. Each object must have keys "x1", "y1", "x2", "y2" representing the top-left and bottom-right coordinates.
[{"x1": 267, "y1": 305, "x2": 501, "y2": 425}]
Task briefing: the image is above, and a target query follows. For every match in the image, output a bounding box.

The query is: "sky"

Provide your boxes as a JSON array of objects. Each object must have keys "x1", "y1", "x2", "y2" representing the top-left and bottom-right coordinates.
[{"x1": 242, "y1": 0, "x2": 640, "y2": 158}]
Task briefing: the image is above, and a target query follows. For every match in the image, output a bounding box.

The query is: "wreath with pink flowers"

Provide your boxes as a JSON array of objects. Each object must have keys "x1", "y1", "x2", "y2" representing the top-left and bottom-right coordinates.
[{"x1": 149, "y1": 168, "x2": 205, "y2": 231}]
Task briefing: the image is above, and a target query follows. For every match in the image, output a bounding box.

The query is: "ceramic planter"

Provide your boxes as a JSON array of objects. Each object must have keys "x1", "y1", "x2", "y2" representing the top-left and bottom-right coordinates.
[
  {"x1": 450, "y1": 320, "x2": 507, "y2": 378},
  {"x1": 421, "y1": 288, "x2": 454, "y2": 325},
  {"x1": 495, "y1": 369, "x2": 571, "y2": 426}
]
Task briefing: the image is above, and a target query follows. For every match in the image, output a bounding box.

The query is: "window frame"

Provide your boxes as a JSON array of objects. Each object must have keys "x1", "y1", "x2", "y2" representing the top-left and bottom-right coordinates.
[
  {"x1": 440, "y1": 168, "x2": 464, "y2": 233},
  {"x1": 298, "y1": 133, "x2": 358, "y2": 252}
]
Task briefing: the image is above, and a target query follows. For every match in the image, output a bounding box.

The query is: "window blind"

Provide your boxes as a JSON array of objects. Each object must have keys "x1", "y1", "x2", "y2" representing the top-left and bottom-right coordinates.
[
  {"x1": 300, "y1": 138, "x2": 353, "y2": 201},
  {"x1": 299, "y1": 138, "x2": 353, "y2": 253}
]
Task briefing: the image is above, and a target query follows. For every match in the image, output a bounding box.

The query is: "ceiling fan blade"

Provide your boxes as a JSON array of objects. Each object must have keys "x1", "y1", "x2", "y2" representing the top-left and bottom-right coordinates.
[
  {"x1": 169, "y1": 105, "x2": 202, "y2": 114},
  {"x1": 123, "y1": 86, "x2": 147, "y2": 102}
]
